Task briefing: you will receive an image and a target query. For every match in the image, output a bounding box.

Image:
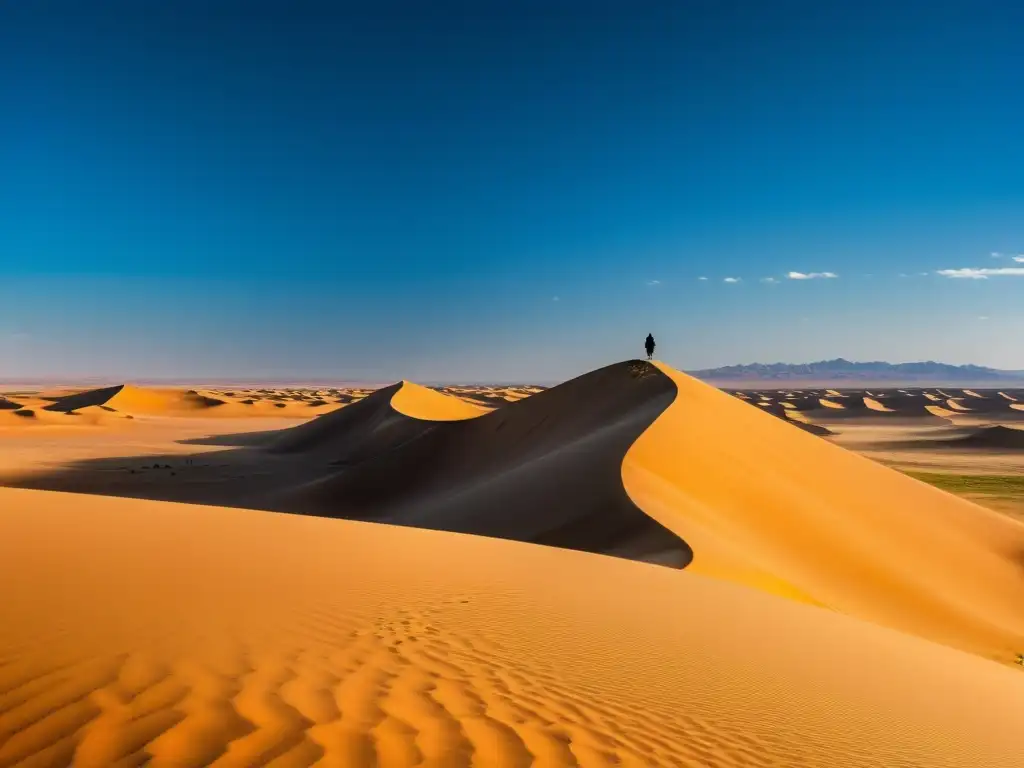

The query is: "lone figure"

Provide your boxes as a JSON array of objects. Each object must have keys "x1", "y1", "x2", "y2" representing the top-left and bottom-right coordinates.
[{"x1": 644, "y1": 333, "x2": 656, "y2": 360}]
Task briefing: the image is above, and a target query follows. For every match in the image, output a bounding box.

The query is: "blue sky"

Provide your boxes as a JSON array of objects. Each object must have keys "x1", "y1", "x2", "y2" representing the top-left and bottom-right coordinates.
[{"x1": 2, "y1": 1, "x2": 1023, "y2": 382}]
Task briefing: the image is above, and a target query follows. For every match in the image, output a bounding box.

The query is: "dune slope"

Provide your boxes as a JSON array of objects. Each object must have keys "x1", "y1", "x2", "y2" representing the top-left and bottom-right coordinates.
[
  {"x1": 43, "y1": 384, "x2": 226, "y2": 415},
  {"x1": 2, "y1": 487, "x2": 1024, "y2": 768},
  {"x1": 274, "y1": 362, "x2": 689, "y2": 565},
  {"x1": 623, "y1": 362, "x2": 1024, "y2": 660}
]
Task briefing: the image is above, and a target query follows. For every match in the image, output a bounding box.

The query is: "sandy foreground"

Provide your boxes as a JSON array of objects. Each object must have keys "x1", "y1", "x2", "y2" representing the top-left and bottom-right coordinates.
[
  {"x1": 2, "y1": 362, "x2": 1024, "y2": 765},
  {"x1": 2, "y1": 487, "x2": 1024, "y2": 768}
]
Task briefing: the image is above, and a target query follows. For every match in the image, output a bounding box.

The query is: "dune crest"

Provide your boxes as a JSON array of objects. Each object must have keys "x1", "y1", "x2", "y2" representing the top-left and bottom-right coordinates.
[
  {"x1": 42, "y1": 384, "x2": 226, "y2": 415},
  {"x1": 390, "y1": 380, "x2": 491, "y2": 420},
  {"x1": 271, "y1": 363, "x2": 690, "y2": 565}
]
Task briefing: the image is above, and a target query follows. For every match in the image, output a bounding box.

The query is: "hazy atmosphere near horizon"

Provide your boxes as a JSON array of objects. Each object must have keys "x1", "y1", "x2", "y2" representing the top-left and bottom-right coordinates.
[{"x1": 3, "y1": 0, "x2": 1023, "y2": 382}]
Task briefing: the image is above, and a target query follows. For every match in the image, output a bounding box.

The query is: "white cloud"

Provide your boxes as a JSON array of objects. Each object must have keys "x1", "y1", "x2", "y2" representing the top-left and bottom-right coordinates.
[
  {"x1": 760, "y1": 277, "x2": 778, "y2": 284},
  {"x1": 552, "y1": 296, "x2": 560, "y2": 302},
  {"x1": 697, "y1": 276, "x2": 708, "y2": 281},
  {"x1": 978, "y1": 316, "x2": 989, "y2": 321},
  {"x1": 1015, "y1": 256, "x2": 1024, "y2": 263},
  {"x1": 936, "y1": 267, "x2": 1024, "y2": 279},
  {"x1": 787, "y1": 271, "x2": 837, "y2": 280},
  {"x1": 991, "y1": 252, "x2": 1003, "y2": 258},
  {"x1": 723, "y1": 277, "x2": 740, "y2": 283},
  {"x1": 646, "y1": 279, "x2": 661, "y2": 286}
]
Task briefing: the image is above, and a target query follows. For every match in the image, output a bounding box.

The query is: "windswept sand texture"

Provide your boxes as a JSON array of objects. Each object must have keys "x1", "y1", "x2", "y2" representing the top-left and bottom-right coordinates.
[{"x1": 3, "y1": 487, "x2": 1024, "y2": 767}]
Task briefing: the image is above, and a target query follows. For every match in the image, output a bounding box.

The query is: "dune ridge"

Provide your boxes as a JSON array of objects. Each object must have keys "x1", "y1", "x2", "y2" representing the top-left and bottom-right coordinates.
[
  {"x1": 2, "y1": 486, "x2": 1024, "y2": 768},
  {"x1": 271, "y1": 363, "x2": 690, "y2": 565},
  {"x1": 42, "y1": 384, "x2": 226, "y2": 414},
  {"x1": 391, "y1": 381, "x2": 491, "y2": 420}
]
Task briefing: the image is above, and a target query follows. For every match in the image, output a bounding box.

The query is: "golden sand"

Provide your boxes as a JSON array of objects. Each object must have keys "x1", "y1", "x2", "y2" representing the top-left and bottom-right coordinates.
[
  {"x1": 390, "y1": 381, "x2": 491, "y2": 420},
  {"x1": 2, "y1": 487, "x2": 1024, "y2": 767},
  {"x1": 623, "y1": 363, "x2": 1024, "y2": 660}
]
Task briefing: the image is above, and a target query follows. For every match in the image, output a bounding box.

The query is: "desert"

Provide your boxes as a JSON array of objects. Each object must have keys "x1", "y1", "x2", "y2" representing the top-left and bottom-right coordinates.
[
  {"x1": 6, "y1": 1, "x2": 1024, "y2": 764},
  {"x1": 2, "y1": 361, "x2": 1024, "y2": 766}
]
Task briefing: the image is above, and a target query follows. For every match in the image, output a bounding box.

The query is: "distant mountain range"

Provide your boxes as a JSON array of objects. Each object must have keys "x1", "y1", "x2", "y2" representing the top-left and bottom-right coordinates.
[{"x1": 688, "y1": 358, "x2": 1024, "y2": 383}]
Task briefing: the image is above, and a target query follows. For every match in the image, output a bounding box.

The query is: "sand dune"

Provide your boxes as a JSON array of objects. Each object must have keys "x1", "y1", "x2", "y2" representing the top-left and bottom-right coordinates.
[
  {"x1": 780, "y1": 410, "x2": 835, "y2": 436},
  {"x1": 6, "y1": 363, "x2": 1024, "y2": 663},
  {"x1": 623, "y1": 363, "x2": 1024, "y2": 660},
  {"x1": 863, "y1": 396, "x2": 895, "y2": 412},
  {"x1": 391, "y1": 381, "x2": 491, "y2": 420},
  {"x1": 15, "y1": 383, "x2": 350, "y2": 421},
  {"x1": 272, "y1": 364, "x2": 689, "y2": 565},
  {"x1": 948, "y1": 425, "x2": 1024, "y2": 450},
  {"x1": 42, "y1": 384, "x2": 224, "y2": 414},
  {"x1": 1, "y1": 404, "x2": 135, "y2": 428},
  {"x1": 2, "y1": 487, "x2": 1024, "y2": 768},
  {"x1": 795, "y1": 392, "x2": 953, "y2": 424}
]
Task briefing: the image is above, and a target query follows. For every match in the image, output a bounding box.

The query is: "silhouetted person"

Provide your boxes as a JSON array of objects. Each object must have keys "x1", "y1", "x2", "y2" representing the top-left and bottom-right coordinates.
[{"x1": 645, "y1": 333, "x2": 656, "y2": 360}]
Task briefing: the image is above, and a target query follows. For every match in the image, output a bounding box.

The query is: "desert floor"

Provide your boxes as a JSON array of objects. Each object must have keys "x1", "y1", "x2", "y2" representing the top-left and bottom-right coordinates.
[{"x1": 2, "y1": 365, "x2": 1024, "y2": 767}]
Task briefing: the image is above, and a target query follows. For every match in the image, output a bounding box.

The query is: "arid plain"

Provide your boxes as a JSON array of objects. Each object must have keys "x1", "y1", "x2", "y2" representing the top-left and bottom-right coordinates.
[{"x1": 2, "y1": 361, "x2": 1024, "y2": 767}]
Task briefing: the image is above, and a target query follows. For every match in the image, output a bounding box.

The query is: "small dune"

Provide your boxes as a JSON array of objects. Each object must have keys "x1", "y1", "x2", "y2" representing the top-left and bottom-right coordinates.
[
  {"x1": 43, "y1": 384, "x2": 226, "y2": 415},
  {"x1": 950, "y1": 425, "x2": 1024, "y2": 450},
  {"x1": 946, "y1": 398, "x2": 974, "y2": 412},
  {"x1": 270, "y1": 365, "x2": 688, "y2": 566},
  {"x1": 863, "y1": 396, "x2": 896, "y2": 412}
]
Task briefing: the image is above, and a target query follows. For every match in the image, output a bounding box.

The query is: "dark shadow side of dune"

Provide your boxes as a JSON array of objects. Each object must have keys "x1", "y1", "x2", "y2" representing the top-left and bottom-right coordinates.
[
  {"x1": 4, "y1": 361, "x2": 692, "y2": 568},
  {"x1": 41, "y1": 384, "x2": 226, "y2": 413},
  {"x1": 268, "y1": 361, "x2": 690, "y2": 566},
  {"x1": 881, "y1": 424, "x2": 1024, "y2": 452}
]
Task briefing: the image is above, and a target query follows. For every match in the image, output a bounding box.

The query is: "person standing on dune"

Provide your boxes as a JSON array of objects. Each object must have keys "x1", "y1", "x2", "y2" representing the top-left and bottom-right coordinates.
[{"x1": 645, "y1": 333, "x2": 656, "y2": 360}]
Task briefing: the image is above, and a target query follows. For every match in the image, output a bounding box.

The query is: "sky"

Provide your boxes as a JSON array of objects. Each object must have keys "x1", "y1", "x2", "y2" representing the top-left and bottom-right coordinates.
[{"x1": 2, "y1": 0, "x2": 1023, "y2": 383}]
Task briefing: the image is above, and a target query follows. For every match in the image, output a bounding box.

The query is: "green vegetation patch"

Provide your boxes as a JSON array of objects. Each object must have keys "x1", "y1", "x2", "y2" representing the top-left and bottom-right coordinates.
[{"x1": 904, "y1": 471, "x2": 1024, "y2": 497}]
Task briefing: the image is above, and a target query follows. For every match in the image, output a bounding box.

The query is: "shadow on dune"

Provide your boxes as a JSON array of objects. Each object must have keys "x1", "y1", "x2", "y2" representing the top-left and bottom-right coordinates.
[
  {"x1": 42, "y1": 384, "x2": 226, "y2": 413},
  {"x1": 878, "y1": 424, "x2": 1024, "y2": 452},
  {"x1": 6, "y1": 361, "x2": 692, "y2": 568}
]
